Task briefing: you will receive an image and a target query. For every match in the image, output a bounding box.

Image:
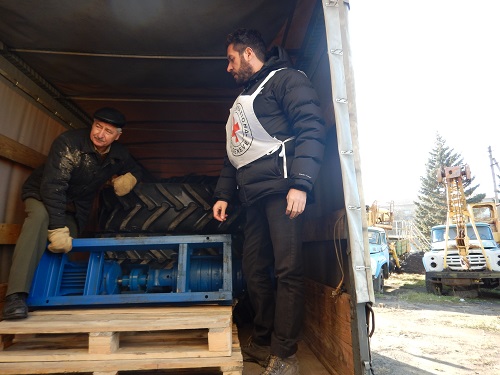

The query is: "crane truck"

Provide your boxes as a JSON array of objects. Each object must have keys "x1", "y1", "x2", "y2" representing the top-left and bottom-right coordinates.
[{"x1": 422, "y1": 165, "x2": 500, "y2": 296}]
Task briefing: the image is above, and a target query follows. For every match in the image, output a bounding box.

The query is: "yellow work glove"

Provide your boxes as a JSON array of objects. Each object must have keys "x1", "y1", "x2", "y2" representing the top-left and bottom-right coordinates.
[
  {"x1": 47, "y1": 226, "x2": 73, "y2": 253},
  {"x1": 112, "y1": 172, "x2": 137, "y2": 196}
]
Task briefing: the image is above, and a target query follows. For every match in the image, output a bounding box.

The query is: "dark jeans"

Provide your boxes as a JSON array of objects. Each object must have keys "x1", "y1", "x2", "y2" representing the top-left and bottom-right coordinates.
[{"x1": 243, "y1": 193, "x2": 305, "y2": 358}]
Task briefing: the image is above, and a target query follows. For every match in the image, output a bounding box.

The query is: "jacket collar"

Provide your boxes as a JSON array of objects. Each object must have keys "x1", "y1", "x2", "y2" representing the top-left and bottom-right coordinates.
[{"x1": 243, "y1": 46, "x2": 293, "y2": 92}]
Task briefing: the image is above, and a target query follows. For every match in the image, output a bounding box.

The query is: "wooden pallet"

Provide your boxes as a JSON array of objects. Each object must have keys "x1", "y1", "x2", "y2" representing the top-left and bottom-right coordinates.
[{"x1": 0, "y1": 305, "x2": 242, "y2": 375}]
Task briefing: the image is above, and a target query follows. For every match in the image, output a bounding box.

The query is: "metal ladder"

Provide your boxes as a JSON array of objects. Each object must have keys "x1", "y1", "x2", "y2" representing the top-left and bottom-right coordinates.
[{"x1": 391, "y1": 220, "x2": 431, "y2": 252}]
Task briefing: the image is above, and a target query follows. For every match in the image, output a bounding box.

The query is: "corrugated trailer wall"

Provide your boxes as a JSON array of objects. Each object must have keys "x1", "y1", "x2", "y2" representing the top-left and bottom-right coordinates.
[{"x1": 0, "y1": 78, "x2": 66, "y2": 282}]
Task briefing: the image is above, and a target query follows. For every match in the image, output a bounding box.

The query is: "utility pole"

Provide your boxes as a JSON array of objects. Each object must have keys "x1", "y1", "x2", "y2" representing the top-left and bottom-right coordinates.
[{"x1": 489, "y1": 146, "x2": 499, "y2": 204}]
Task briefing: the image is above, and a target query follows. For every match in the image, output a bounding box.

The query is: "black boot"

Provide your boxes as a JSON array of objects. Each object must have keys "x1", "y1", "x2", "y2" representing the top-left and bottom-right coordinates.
[{"x1": 2, "y1": 292, "x2": 28, "y2": 320}]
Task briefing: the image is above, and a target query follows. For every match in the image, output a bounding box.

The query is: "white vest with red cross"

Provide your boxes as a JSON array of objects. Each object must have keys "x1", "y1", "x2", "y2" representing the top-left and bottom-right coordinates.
[{"x1": 225, "y1": 68, "x2": 294, "y2": 177}]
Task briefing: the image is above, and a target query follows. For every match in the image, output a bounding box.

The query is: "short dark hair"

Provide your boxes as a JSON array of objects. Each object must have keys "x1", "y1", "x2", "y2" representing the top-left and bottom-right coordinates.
[{"x1": 225, "y1": 28, "x2": 266, "y2": 62}]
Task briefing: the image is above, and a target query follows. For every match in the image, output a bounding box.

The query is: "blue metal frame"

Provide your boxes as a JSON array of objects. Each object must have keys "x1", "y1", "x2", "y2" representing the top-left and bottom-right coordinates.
[{"x1": 27, "y1": 234, "x2": 235, "y2": 307}]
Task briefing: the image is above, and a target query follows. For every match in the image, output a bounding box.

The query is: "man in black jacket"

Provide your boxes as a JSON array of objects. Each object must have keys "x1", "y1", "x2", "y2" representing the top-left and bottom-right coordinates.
[
  {"x1": 213, "y1": 29, "x2": 325, "y2": 375},
  {"x1": 2, "y1": 107, "x2": 142, "y2": 320}
]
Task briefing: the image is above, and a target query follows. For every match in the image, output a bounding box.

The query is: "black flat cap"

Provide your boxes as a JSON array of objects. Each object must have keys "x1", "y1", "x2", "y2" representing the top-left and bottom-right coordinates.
[{"x1": 93, "y1": 107, "x2": 126, "y2": 128}]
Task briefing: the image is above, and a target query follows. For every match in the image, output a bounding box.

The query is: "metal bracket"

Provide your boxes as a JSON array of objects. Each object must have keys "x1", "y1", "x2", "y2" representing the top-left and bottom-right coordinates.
[
  {"x1": 325, "y1": 0, "x2": 339, "y2": 7},
  {"x1": 355, "y1": 265, "x2": 370, "y2": 271}
]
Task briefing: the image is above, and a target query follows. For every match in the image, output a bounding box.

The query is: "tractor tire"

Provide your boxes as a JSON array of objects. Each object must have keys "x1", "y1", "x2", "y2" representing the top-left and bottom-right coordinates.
[{"x1": 98, "y1": 181, "x2": 245, "y2": 235}]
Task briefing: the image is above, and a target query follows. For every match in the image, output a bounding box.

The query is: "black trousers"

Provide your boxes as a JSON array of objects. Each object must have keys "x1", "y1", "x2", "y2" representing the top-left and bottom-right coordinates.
[{"x1": 242, "y1": 193, "x2": 305, "y2": 358}]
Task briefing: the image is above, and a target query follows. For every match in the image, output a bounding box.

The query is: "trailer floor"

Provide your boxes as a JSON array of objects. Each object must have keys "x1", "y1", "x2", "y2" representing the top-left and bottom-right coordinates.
[
  {"x1": 237, "y1": 323, "x2": 330, "y2": 375},
  {"x1": 121, "y1": 323, "x2": 332, "y2": 374}
]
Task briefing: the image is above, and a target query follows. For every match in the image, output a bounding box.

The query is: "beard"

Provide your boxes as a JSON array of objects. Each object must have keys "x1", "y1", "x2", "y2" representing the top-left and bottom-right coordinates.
[{"x1": 233, "y1": 58, "x2": 254, "y2": 86}]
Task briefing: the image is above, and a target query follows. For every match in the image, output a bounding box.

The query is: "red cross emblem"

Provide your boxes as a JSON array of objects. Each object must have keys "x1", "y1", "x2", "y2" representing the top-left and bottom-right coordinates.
[{"x1": 232, "y1": 121, "x2": 240, "y2": 142}]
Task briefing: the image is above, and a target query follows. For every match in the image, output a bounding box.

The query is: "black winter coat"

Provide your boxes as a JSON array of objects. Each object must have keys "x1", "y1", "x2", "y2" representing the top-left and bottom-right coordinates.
[
  {"x1": 214, "y1": 46, "x2": 326, "y2": 206},
  {"x1": 22, "y1": 128, "x2": 142, "y2": 232}
]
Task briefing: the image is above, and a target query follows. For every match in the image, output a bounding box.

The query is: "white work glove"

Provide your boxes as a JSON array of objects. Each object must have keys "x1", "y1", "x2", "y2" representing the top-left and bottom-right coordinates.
[
  {"x1": 112, "y1": 172, "x2": 137, "y2": 196},
  {"x1": 47, "y1": 226, "x2": 73, "y2": 253}
]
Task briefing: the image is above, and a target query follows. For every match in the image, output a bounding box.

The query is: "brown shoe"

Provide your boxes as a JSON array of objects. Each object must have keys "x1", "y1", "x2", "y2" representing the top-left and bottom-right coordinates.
[
  {"x1": 241, "y1": 338, "x2": 270, "y2": 367},
  {"x1": 2, "y1": 293, "x2": 28, "y2": 320},
  {"x1": 260, "y1": 354, "x2": 300, "y2": 375}
]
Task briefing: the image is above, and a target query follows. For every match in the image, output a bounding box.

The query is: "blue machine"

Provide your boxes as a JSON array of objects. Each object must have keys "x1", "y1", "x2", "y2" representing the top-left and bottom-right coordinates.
[{"x1": 27, "y1": 234, "x2": 243, "y2": 308}]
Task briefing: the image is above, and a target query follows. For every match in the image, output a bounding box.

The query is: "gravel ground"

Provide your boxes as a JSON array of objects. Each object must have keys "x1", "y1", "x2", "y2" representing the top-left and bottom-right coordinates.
[{"x1": 369, "y1": 259, "x2": 500, "y2": 375}]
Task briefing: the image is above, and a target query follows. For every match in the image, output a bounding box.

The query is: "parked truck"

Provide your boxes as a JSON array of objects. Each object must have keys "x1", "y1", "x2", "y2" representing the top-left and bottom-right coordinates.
[
  {"x1": 0, "y1": 2, "x2": 376, "y2": 375},
  {"x1": 468, "y1": 201, "x2": 500, "y2": 244},
  {"x1": 422, "y1": 165, "x2": 500, "y2": 296},
  {"x1": 368, "y1": 226, "x2": 390, "y2": 293},
  {"x1": 366, "y1": 200, "x2": 409, "y2": 272}
]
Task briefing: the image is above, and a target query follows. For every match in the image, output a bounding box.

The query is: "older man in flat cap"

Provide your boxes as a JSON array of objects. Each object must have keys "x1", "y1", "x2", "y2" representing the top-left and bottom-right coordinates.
[{"x1": 2, "y1": 107, "x2": 142, "y2": 320}]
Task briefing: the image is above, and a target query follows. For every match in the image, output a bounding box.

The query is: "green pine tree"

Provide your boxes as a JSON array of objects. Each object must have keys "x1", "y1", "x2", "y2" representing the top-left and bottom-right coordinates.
[{"x1": 414, "y1": 134, "x2": 485, "y2": 238}]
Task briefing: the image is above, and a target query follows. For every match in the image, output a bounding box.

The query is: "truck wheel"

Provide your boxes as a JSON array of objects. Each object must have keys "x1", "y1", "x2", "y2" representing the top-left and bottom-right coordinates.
[
  {"x1": 388, "y1": 256, "x2": 395, "y2": 274},
  {"x1": 425, "y1": 274, "x2": 442, "y2": 295},
  {"x1": 373, "y1": 273, "x2": 384, "y2": 293},
  {"x1": 383, "y1": 264, "x2": 389, "y2": 279},
  {"x1": 98, "y1": 182, "x2": 245, "y2": 234}
]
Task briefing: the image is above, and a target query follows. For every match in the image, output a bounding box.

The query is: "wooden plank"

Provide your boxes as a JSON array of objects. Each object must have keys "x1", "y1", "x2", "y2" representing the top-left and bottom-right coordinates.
[
  {"x1": 0, "y1": 224, "x2": 21, "y2": 245},
  {"x1": 0, "y1": 133, "x2": 46, "y2": 169},
  {"x1": 0, "y1": 306, "x2": 235, "y2": 362},
  {"x1": 208, "y1": 325, "x2": 232, "y2": 352},
  {"x1": 0, "y1": 351, "x2": 243, "y2": 374},
  {"x1": 0, "y1": 343, "x2": 229, "y2": 362},
  {"x1": 0, "y1": 334, "x2": 14, "y2": 350},
  {"x1": 89, "y1": 332, "x2": 120, "y2": 354},
  {"x1": 0, "y1": 306, "x2": 232, "y2": 334},
  {"x1": 0, "y1": 326, "x2": 242, "y2": 374},
  {"x1": 303, "y1": 278, "x2": 354, "y2": 375}
]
